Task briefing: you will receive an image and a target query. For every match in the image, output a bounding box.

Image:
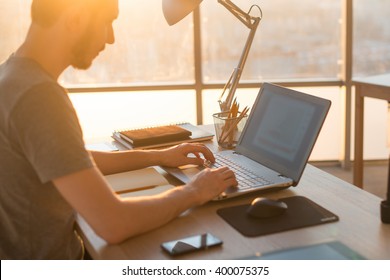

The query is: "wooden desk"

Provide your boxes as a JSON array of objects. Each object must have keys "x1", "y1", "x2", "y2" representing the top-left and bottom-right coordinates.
[
  {"x1": 77, "y1": 164, "x2": 390, "y2": 260},
  {"x1": 353, "y1": 74, "x2": 390, "y2": 188}
]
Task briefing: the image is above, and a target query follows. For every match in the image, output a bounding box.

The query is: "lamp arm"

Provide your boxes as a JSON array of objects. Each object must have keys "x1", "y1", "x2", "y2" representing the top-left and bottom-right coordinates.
[
  {"x1": 218, "y1": 0, "x2": 261, "y2": 28},
  {"x1": 218, "y1": 0, "x2": 262, "y2": 111}
]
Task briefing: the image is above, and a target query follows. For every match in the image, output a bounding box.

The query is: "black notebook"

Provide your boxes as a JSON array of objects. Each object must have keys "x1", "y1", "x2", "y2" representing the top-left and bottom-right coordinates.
[
  {"x1": 118, "y1": 125, "x2": 191, "y2": 147},
  {"x1": 112, "y1": 123, "x2": 214, "y2": 150}
]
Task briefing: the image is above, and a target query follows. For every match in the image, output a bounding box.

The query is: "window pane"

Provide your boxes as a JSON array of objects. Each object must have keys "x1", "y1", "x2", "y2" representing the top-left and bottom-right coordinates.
[
  {"x1": 353, "y1": 0, "x2": 390, "y2": 77},
  {"x1": 0, "y1": 0, "x2": 195, "y2": 86},
  {"x1": 201, "y1": 0, "x2": 341, "y2": 82},
  {"x1": 70, "y1": 90, "x2": 197, "y2": 142},
  {"x1": 63, "y1": 0, "x2": 194, "y2": 86},
  {"x1": 0, "y1": 1, "x2": 31, "y2": 61}
]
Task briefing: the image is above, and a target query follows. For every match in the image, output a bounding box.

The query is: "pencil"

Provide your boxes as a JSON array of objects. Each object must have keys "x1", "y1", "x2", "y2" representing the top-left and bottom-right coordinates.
[{"x1": 219, "y1": 106, "x2": 250, "y2": 144}]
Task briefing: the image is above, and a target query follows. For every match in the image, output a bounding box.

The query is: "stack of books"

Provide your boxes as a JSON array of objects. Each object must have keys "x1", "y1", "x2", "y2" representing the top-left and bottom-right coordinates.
[{"x1": 112, "y1": 122, "x2": 214, "y2": 149}]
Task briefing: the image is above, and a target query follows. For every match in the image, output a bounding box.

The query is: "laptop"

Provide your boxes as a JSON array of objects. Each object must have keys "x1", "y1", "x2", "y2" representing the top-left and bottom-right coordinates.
[{"x1": 164, "y1": 83, "x2": 331, "y2": 200}]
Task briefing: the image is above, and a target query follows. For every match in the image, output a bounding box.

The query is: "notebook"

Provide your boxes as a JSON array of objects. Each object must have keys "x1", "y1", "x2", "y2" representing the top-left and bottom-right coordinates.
[
  {"x1": 117, "y1": 125, "x2": 191, "y2": 147},
  {"x1": 112, "y1": 123, "x2": 214, "y2": 150},
  {"x1": 164, "y1": 83, "x2": 331, "y2": 200}
]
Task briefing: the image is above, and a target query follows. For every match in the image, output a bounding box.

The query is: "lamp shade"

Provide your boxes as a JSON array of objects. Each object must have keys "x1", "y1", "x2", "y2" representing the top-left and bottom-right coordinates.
[{"x1": 162, "y1": 0, "x2": 203, "y2": 25}]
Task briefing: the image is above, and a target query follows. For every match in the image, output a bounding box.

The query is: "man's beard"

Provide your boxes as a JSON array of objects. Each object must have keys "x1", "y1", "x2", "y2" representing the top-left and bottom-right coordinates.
[{"x1": 70, "y1": 25, "x2": 96, "y2": 70}]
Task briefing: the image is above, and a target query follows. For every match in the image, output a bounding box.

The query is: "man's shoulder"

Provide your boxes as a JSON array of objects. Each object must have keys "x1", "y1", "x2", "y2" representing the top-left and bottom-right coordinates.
[
  {"x1": 0, "y1": 56, "x2": 59, "y2": 90},
  {"x1": 0, "y1": 56, "x2": 64, "y2": 114}
]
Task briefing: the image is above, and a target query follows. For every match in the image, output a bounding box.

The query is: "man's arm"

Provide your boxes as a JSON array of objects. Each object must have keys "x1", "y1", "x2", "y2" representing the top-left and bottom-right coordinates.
[
  {"x1": 90, "y1": 149, "x2": 163, "y2": 175},
  {"x1": 90, "y1": 143, "x2": 215, "y2": 175},
  {"x1": 53, "y1": 164, "x2": 235, "y2": 244}
]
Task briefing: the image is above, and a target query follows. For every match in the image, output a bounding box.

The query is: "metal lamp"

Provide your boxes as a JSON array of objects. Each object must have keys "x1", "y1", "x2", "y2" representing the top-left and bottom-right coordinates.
[{"x1": 162, "y1": 0, "x2": 262, "y2": 111}]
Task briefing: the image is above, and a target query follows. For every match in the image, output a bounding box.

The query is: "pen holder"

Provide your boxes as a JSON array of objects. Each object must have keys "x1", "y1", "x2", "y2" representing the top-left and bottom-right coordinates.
[{"x1": 213, "y1": 111, "x2": 248, "y2": 149}]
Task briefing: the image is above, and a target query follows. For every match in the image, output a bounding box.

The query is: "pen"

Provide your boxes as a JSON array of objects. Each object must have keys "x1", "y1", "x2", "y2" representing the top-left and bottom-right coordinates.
[{"x1": 116, "y1": 185, "x2": 159, "y2": 195}]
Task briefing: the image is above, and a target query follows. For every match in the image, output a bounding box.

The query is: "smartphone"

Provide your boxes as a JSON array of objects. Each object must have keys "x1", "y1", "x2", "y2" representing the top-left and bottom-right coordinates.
[{"x1": 161, "y1": 233, "x2": 223, "y2": 255}]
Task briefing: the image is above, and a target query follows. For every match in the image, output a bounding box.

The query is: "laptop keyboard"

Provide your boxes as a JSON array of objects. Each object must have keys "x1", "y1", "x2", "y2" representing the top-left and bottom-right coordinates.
[{"x1": 206, "y1": 154, "x2": 272, "y2": 190}]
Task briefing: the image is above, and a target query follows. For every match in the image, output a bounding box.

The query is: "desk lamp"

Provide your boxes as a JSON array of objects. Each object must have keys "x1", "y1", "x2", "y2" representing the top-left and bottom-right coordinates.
[{"x1": 162, "y1": 0, "x2": 262, "y2": 111}]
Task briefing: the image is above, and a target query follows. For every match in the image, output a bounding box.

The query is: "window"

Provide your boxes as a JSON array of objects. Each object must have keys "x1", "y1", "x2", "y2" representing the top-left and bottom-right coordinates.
[
  {"x1": 201, "y1": 0, "x2": 341, "y2": 82},
  {"x1": 353, "y1": 0, "x2": 390, "y2": 77},
  {"x1": 1, "y1": 0, "x2": 389, "y2": 160},
  {"x1": 63, "y1": 0, "x2": 196, "y2": 86},
  {"x1": 0, "y1": 0, "x2": 195, "y2": 86},
  {"x1": 0, "y1": 1, "x2": 31, "y2": 61}
]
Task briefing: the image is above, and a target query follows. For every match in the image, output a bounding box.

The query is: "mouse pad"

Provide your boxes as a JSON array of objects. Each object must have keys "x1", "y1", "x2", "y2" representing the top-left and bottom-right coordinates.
[{"x1": 216, "y1": 196, "x2": 339, "y2": 237}]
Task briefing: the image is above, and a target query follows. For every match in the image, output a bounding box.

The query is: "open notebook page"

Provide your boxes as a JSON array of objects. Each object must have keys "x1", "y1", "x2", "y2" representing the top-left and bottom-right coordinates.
[{"x1": 105, "y1": 167, "x2": 174, "y2": 195}]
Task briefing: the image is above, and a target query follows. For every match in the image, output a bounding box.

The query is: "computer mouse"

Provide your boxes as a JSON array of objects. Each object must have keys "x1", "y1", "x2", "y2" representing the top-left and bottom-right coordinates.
[{"x1": 246, "y1": 197, "x2": 288, "y2": 218}]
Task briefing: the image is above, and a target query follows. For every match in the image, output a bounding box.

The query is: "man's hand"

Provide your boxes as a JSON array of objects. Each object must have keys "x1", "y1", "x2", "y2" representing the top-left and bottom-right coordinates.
[
  {"x1": 159, "y1": 143, "x2": 215, "y2": 167},
  {"x1": 185, "y1": 166, "x2": 238, "y2": 205}
]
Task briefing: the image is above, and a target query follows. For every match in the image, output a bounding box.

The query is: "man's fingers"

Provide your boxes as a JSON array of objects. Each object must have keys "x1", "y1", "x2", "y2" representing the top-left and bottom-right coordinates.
[{"x1": 184, "y1": 143, "x2": 215, "y2": 162}]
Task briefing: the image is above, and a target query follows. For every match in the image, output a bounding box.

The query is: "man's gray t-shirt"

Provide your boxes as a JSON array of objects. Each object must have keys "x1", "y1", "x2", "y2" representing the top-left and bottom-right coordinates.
[{"x1": 0, "y1": 56, "x2": 94, "y2": 259}]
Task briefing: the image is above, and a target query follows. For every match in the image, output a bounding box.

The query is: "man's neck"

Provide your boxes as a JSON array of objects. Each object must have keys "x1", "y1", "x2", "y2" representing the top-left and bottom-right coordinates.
[{"x1": 15, "y1": 24, "x2": 71, "y2": 80}]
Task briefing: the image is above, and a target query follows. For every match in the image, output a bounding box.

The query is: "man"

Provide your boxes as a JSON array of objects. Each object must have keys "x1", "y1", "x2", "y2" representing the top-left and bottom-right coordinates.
[{"x1": 0, "y1": 0, "x2": 237, "y2": 259}]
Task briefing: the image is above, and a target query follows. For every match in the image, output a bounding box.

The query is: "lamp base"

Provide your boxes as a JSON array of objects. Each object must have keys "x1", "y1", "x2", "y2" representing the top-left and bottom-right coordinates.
[{"x1": 380, "y1": 200, "x2": 390, "y2": 223}]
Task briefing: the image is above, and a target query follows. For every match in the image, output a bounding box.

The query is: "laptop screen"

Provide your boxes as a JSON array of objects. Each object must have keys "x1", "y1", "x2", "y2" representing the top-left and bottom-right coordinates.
[{"x1": 236, "y1": 83, "x2": 331, "y2": 184}]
